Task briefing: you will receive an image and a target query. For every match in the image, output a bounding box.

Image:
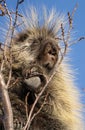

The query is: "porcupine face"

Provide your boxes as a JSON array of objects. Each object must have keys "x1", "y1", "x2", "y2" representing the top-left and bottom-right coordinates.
[{"x1": 29, "y1": 36, "x2": 59, "y2": 73}]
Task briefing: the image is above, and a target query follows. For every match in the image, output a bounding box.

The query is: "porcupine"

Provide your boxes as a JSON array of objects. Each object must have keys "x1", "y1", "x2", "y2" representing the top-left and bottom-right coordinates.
[{"x1": 0, "y1": 7, "x2": 84, "y2": 130}]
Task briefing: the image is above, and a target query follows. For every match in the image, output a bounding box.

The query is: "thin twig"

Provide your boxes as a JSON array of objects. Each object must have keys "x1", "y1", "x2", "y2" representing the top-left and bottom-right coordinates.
[
  {"x1": 25, "y1": 92, "x2": 29, "y2": 119},
  {"x1": 69, "y1": 36, "x2": 85, "y2": 47},
  {"x1": 30, "y1": 93, "x2": 48, "y2": 125},
  {"x1": 71, "y1": 3, "x2": 78, "y2": 18}
]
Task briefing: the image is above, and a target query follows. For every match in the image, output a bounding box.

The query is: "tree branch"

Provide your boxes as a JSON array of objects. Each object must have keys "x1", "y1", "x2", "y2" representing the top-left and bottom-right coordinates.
[{"x1": 0, "y1": 73, "x2": 14, "y2": 130}]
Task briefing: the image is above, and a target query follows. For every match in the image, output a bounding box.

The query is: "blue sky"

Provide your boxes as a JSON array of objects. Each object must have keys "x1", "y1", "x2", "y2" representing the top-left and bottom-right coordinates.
[{"x1": 1, "y1": 0, "x2": 85, "y2": 100}]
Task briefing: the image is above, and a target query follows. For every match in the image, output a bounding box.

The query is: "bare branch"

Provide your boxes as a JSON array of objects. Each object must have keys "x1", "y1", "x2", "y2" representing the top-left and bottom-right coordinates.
[
  {"x1": 71, "y1": 3, "x2": 78, "y2": 18},
  {"x1": 0, "y1": 1, "x2": 24, "y2": 130},
  {"x1": 18, "y1": 0, "x2": 24, "y2": 4},
  {"x1": 25, "y1": 92, "x2": 29, "y2": 119},
  {"x1": 30, "y1": 93, "x2": 48, "y2": 125},
  {"x1": 0, "y1": 73, "x2": 14, "y2": 130},
  {"x1": 69, "y1": 36, "x2": 85, "y2": 47}
]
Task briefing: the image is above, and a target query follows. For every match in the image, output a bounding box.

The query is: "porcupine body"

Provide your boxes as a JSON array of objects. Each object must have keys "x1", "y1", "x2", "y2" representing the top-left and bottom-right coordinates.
[{"x1": 0, "y1": 7, "x2": 84, "y2": 130}]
